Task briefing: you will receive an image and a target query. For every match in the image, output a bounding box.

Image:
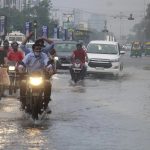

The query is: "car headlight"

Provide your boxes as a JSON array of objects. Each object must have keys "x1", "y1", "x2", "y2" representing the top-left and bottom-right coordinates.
[
  {"x1": 9, "y1": 66, "x2": 15, "y2": 71},
  {"x1": 54, "y1": 56, "x2": 59, "y2": 61},
  {"x1": 111, "y1": 58, "x2": 119, "y2": 62},
  {"x1": 29, "y1": 77, "x2": 43, "y2": 86}
]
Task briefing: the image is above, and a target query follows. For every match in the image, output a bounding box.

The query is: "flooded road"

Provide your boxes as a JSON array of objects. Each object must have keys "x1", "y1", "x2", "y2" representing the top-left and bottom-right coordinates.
[{"x1": 0, "y1": 52, "x2": 150, "y2": 150}]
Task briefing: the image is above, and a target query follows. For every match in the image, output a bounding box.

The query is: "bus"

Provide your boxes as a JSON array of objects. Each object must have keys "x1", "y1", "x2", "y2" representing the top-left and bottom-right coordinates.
[{"x1": 5, "y1": 31, "x2": 25, "y2": 45}]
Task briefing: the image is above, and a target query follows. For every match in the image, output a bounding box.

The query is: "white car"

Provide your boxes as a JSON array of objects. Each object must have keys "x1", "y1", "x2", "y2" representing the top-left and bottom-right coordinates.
[{"x1": 86, "y1": 40, "x2": 125, "y2": 76}]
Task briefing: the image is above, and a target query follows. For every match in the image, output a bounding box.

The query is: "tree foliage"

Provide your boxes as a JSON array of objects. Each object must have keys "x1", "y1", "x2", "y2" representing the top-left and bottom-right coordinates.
[
  {"x1": 0, "y1": 0, "x2": 57, "y2": 37},
  {"x1": 132, "y1": 3, "x2": 150, "y2": 41}
]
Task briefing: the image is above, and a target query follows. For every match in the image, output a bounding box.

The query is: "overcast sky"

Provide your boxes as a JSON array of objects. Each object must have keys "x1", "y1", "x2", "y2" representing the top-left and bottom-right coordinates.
[{"x1": 52, "y1": 0, "x2": 150, "y2": 40}]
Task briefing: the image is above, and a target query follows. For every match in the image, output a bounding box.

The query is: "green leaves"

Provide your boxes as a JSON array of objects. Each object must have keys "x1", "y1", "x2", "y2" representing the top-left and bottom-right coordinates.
[{"x1": 0, "y1": 0, "x2": 55, "y2": 37}]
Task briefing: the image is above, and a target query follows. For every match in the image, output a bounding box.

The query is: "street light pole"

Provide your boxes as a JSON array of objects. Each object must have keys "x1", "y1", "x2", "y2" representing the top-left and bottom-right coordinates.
[
  {"x1": 112, "y1": 12, "x2": 134, "y2": 43},
  {"x1": 102, "y1": 20, "x2": 109, "y2": 40},
  {"x1": 33, "y1": 20, "x2": 37, "y2": 41},
  {"x1": 144, "y1": 0, "x2": 146, "y2": 42}
]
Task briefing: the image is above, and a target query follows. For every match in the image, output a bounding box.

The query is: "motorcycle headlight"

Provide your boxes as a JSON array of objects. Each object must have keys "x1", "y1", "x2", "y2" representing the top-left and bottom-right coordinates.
[
  {"x1": 74, "y1": 63, "x2": 80, "y2": 68},
  {"x1": 54, "y1": 56, "x2": 59, "y2": 61},
  {"x1": 9, "y1": 66, "x2": 15, "y2": 71},
  {"x1": 29, "y1": 77, "x2": 43, "y2": 86}
]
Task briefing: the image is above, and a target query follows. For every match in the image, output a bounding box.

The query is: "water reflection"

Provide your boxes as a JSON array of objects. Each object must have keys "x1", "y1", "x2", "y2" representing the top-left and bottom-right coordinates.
[
  {"x1": 69, "y1": 80, "x2": 86, "y2": 93},
  {"x1": 19, "y1": 118, "x2": 53, "y2": 150},
  {"x1": 0, "y1": 121, "x2": 19, "y2": 149}
]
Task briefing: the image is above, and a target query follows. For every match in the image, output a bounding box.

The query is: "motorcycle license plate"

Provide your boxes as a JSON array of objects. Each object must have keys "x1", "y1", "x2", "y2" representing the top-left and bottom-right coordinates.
[
  {"x1": 73, "y1": 67, "x2": 81, "y2": 72},
  {"x1": 96, "y1": 67, "x2": 104, "y2": 70}
]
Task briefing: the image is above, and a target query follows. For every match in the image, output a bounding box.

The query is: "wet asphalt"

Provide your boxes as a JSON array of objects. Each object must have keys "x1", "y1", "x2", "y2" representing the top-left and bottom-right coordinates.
[{"x1": 0, "y1": 51, "x2": 150, "y2": 150}]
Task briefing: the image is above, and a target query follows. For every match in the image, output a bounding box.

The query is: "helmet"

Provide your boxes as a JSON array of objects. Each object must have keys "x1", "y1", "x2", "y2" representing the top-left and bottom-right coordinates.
[
  {"x1": 11, "y1": 41, "x2": 19, "y2": 46},
  {"x1": 76, "y1": 43, "x2": 82, "y2": 47}
]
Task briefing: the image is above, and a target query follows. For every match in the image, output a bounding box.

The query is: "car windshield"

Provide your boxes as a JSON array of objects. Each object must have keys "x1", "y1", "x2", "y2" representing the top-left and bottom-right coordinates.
[
  {"x1": 144, "y1": 44, "x2": 150, "y2": 49},
  {"x1": 132, "y1": 44, "x2": 141, "y2": 50},
  {"x1": 9, "y1": 37, "x2": 16, "y2": 41},
  {"x1": 9, "y1": 36, "x2": 23, "y2": 42},
  {"x1": 16, "y1": 37, "x2": 23, "y2": 41},
  {"x1": 55, "y1": 43, "x2": 76, "y2": 52},
  {"x1": 87, "y1": 43, "x2": 118, "y2": 54}
]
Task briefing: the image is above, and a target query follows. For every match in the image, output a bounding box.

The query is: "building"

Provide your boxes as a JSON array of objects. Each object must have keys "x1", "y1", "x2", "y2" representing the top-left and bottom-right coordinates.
[{"x1": 0, "y1": 0, "x2": 41, "y2": 11}]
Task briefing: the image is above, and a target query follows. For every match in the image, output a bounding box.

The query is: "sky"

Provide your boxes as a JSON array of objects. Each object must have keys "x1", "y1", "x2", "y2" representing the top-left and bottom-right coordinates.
[{"x1": 52, "y1": 0, "x2": 150, "y2": 40}]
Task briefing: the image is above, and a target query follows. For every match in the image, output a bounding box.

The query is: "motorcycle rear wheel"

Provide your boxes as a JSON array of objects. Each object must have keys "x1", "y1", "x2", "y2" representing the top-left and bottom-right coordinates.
[{"x1": 74, "y1": 74, "x2": 78, "y2": 83}]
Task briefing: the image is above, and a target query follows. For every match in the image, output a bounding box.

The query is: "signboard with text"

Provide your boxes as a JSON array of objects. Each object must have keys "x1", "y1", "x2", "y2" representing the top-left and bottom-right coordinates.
[
  {"x1": 0, "y1": 15, "x2": 6, "y2": 37},
  {"x1": 42, "y1": 26, "x2": 48, "y2": 38},
  {"x1": 25, "y1": 22, "x2": 32, "y2": 36}
]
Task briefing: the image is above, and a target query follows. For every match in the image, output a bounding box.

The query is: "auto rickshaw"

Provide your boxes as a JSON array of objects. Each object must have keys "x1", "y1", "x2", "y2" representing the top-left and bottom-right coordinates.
[
  {"x1": 143, "y1": 42, "x2": 150, "y2": 56},
  {"x1": 130, "y1": 41, "x2": 142, "y2": 57}
]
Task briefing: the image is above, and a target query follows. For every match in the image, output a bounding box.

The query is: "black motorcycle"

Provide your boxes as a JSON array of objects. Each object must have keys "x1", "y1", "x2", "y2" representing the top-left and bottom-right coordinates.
[
  {"x1": 70, "y1": 59, "x2": 85, "y2": 83},
  {"x1": 7, "y1": 61, "x2": 20, "y2": 95},
  {"x1": 20, "y1": 71, "x2": 51, "y2": 120}
]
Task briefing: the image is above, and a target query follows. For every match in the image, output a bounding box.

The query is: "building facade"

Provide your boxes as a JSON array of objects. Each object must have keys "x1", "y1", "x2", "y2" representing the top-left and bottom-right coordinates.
[{"x1": 0, "y1": 0, "x2": 41, "y2": 11}]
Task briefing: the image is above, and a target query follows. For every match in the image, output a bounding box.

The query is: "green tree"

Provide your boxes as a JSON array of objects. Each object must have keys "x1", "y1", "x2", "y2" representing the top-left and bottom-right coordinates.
[
  {"x1": 0, "y1": 0, "x2": 56, "y2": 37},
  {"x1": 0, "y1": 7, "x2": 23, "y2": 32},
  {"x1": 21, "y1": 0, "x2": 56, "y2": 37},
  {"x1": 132, "y1": 3, "x2": 150, "y2": 41}
]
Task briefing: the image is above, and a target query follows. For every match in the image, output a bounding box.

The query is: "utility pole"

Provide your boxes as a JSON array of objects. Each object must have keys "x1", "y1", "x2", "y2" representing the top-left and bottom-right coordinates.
[{"x1": 102, "y1": 20, "x2": 109, "y2": 40}]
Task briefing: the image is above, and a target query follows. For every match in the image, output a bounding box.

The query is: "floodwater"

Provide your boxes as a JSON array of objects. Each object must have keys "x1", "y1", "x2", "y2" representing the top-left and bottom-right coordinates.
[{"x1": 0, "y1": 52, "x2": 150, "y2": 150}]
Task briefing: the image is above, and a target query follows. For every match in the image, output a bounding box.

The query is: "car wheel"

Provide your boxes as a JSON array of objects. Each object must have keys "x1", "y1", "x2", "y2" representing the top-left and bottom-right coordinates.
[{"x1": 120, "y1": 64, "x2": 123, "y2": 71}]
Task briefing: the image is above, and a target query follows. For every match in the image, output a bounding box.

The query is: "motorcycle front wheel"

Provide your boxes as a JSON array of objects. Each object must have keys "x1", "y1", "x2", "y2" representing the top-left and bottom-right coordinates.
[{"x1": 31, "y1": 96, "x2": 39, "y2": 120}]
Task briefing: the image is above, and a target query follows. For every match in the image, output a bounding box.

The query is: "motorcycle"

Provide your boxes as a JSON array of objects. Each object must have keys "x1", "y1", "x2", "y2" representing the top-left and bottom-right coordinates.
[
  {"x1": 7, "y1": 61, "x2": 19, "y2": 95},
  {"x1": 0, "y1": 66, "x2": 3, "y2": 100},
  {"x1": 70, "y1": 59, "x2": 84, "y2": 83},
  {"x1": 20, "y1": 71, "x2": 51, "y2": 120}
]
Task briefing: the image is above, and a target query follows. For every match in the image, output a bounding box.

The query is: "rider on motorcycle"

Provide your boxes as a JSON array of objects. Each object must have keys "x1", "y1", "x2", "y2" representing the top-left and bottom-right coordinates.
[
  {"x1": 7, "y1": 41, "x2": 24, "y2": 63},
  {"x1": 20, "y1": 32, "x2": 54, "y2": 55},
  {"x1": 70, "y1": 43, "x2": 88, "y2": 80},
  {"x1": 6, "y1": 41, "x2": 24, "y2": 95},
  {"x1": 0, "y1": 40, "x2": 9, "y2": 66},
  {"x1": 0, "y1": 40, "x2": 13, "y2": 65},
  {"x1": 0, "y1": 39, "x2": 12, "y2": 56},
  {"x1": 18, "y1": 42, "x2": 53, "y2": 112}
]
